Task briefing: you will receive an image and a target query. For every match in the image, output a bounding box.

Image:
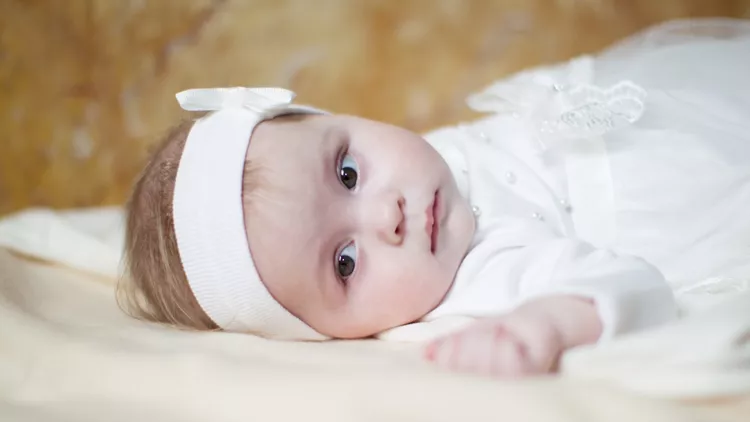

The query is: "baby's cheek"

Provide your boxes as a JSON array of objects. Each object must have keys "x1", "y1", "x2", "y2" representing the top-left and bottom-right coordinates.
[{"x1": 374, "y1": 260, "x2": 446, "y2": 321}]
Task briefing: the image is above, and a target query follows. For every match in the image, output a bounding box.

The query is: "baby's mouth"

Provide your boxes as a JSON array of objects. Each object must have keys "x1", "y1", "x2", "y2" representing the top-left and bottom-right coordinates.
[{"x1": 426, "y1": 190, "x2": 440, "y2": 253}]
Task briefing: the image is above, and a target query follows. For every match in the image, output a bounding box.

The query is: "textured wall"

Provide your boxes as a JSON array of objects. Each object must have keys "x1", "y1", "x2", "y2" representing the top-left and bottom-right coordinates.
[{"x1": 1, "y1": 0, "x2": 749, "y2": 215}]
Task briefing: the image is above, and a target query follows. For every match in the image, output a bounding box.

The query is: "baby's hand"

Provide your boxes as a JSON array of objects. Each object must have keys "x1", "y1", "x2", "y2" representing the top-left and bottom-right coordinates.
[
  {"x1": 423, "y1": 296, "x2": 601, "y2": 378},
  {"x1": 424, "y1": 311, "x2": 563, "y2": 377}
]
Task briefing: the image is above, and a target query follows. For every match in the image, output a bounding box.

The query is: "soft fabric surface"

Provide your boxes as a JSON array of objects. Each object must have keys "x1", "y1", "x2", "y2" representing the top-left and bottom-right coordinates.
[{"x1": 0, "y1": 207, "x2": 749, "y2": 421}]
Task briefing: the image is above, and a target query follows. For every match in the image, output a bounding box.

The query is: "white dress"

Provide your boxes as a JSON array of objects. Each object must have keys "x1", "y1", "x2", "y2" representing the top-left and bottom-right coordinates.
[
  {"x1": 379, "y1": 18, "x2": 750, "y2": 342},
  {"x1": 466, "y1": 17, "x2": 750, "y2": 283}
]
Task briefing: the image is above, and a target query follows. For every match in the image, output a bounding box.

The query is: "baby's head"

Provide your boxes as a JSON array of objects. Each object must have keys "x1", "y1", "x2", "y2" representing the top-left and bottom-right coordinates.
[{"x1": 122, "y1": 87, "x2": 475, "y2": 340}]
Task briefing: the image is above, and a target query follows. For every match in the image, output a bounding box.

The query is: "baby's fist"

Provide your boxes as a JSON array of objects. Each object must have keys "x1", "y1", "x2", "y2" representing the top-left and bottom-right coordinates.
[{"x1": 424, "y1": 309, "x2": 564, "y2": 378}]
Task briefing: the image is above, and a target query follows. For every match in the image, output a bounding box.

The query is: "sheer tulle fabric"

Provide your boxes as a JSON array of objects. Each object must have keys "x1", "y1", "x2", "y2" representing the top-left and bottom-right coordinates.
[{"x1": 468, "y1": 18, "x2": 750, "y2": 294}]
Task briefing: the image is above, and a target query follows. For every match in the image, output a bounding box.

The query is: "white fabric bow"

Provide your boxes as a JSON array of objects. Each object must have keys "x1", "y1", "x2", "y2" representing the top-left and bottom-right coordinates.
[{"x1": 176, "y1": 87, "x2": 296, "y2": 116}]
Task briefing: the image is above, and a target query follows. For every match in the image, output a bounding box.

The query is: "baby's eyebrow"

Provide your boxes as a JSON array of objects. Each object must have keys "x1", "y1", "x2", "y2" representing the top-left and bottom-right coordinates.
[
  {"x1": 306, "y1": 126, "x2": 339, "y2": 294},
  {"x1": 309, "y1": 125, "x2": 354, "y2": 301},
  {"x1": 321, "y1": 125, "x2": 338, "y2": 146},
  {"x1": 319, "y1": 125, "x2": 345, "y2": 185},
  {"x1": 312, "y1": 217, "x2": 342, "y2": 304}
]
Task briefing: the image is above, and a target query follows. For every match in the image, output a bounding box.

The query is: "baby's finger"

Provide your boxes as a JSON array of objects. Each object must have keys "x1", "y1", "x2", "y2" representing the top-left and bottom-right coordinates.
[
  {"x1": 490, "y1": 327, "x2": 531, "y2": 378},
  {"x1": 493, "y1": 314, "x2": 561, "y2": 374},
  {"x1": 428, "y1": 330, "x2": 490, "y2": 375},
  {"x1": 423, "y1": 338, "x2": 440, "y2": 361},
  {"x1": 427, "y1": 333, "x2": 461, "y2": 368},
  {"x1": 454, "y1": 328, "x2": 496, "y2": 374}
]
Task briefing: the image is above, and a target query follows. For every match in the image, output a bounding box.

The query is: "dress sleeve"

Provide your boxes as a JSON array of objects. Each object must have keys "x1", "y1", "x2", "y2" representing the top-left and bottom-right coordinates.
[{"x1": 470, "y1": 235, "x2": 677, "y2": 343}]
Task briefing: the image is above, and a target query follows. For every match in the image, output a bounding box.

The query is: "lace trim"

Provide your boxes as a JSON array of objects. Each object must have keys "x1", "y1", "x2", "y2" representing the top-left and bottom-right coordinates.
[
  {"x1": 676, "y1": 277, "x2": 750, "y2": 296},
  {"x1": 466, "y1": 60, "x2": 647, "y2": 151},
  {"x1": 539, "y1": 81, "x2": 647, "y2": 139}
]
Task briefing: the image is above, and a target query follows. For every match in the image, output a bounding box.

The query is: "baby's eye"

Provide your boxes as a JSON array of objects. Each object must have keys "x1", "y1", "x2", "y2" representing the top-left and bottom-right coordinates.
[
  {"x1": 335, "y1": 242, "x2": 357, "y2": 282},
  {"x1": 338, "y1": 153, "x2": 359, "y2": 190}
]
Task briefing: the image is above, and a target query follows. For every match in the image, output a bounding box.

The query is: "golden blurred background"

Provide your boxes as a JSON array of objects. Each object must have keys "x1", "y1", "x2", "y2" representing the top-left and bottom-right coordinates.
[{"x1": 1, "y1": 0, "x2": 749, "y2": 216}]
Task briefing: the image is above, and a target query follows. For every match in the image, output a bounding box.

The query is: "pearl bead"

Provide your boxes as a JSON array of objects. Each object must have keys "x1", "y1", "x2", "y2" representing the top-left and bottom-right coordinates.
[
  {"x1": 559, "y1": 198, "x2": 572, "y2": 212},
  {"x1": 472, "y1": 206, "x2": 482, "y2": 217},
  {"x1": 505, "y1": 172, "x2": 517, "y2": 184},
  {"x1": 532, "y1": 212, "x2": 544, "y2": 221},
  {"x1": 552, "y1": 84, "x2": 565, "y2": 92}
]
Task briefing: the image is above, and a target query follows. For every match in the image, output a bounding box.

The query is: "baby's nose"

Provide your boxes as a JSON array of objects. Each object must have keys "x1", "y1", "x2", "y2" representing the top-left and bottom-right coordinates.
[{"x1": 367, "y1": 191, "x2": 405, "y2": 245}]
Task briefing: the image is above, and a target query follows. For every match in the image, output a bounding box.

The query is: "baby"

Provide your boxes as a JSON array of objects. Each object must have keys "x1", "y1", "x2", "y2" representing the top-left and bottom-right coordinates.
[{"x1": 121, "y1": 19, "x2": 750, "y2": 378}]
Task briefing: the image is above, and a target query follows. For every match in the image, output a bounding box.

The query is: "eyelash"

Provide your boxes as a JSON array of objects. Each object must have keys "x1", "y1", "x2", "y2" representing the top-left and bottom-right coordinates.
[
  {"x1": 334, "y1": 241, "x2": 357, "y2": 285},
  {"x1": 336, "y1": 141, "x2": 360, "y2": 191}
]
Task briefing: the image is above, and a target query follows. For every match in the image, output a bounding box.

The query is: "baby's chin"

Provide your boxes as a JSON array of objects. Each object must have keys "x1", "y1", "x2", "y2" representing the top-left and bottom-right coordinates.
[
  {"x1": 316, "y1": 322, "x2": 390, "y2": 340},
  {"x1": 313, "y1": 301, "x2": 442, "y2": 339}
]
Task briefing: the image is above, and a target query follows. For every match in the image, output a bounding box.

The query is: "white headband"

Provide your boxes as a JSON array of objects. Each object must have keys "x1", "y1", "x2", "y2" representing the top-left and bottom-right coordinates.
[{"x1": 172, "y1": 87, "x2": 328, "y2": 340}]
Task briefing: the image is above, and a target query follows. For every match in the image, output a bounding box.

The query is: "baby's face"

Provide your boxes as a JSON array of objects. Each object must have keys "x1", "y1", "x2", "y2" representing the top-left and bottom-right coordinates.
[{"x1": 244, "y1": 114, "x2": 475, "y2": 338}]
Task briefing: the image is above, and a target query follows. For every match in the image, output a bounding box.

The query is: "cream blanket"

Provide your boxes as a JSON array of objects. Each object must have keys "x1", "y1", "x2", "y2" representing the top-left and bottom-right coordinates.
[{"x1": 0, "y1": 207, "x2": 749, "y2": 421}]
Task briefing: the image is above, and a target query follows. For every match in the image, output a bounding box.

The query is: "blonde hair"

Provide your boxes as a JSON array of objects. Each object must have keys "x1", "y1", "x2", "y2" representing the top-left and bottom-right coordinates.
[
  {"x1": 118, "y1": 118, "x2": 216, "y2": 330},
  {"x1": 119, "y1": 113, "x2": 303, "y2": 332}
]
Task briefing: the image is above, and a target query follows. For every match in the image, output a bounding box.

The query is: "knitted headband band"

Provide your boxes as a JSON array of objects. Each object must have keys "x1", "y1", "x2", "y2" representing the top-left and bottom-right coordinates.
[{"x1": 172, "y1": 87, "x2": 328, "y2": 340}]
